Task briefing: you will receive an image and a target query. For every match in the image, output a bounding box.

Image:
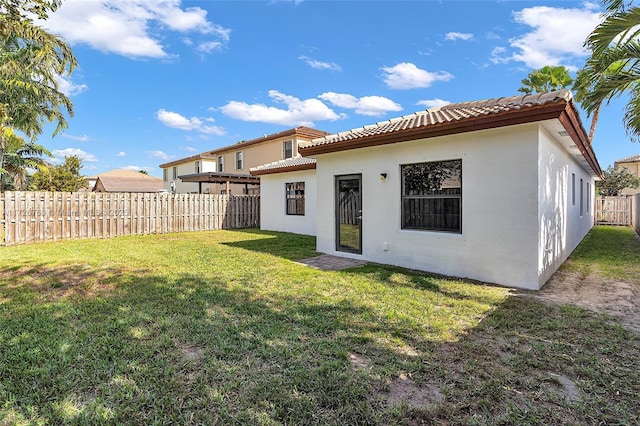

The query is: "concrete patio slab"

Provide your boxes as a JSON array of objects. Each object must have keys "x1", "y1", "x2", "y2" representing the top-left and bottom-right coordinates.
[{"x1": 296, "y1": 254, "x2": 367, "y2": 271}]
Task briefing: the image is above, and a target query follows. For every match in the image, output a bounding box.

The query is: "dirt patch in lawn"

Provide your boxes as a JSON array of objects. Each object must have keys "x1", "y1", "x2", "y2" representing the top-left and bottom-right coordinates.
[
  {"x1": 385, "y1": 373, "x2": 445, "y2": 409},
  {"x1": 0, "y1": 264, "x2": 118, "y2": 302},
  {"x1": 518, "y1": 267, "x2": 640, "y2": 335}
]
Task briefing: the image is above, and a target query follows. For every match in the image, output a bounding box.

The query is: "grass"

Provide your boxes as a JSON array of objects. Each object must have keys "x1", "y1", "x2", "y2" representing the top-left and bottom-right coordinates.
[
  {"x1": 0, "y1": 227, "x2": 638, "y2": 425},
  {"x1": 560, "y1": 225, "x2": 640, "y2": 282}
]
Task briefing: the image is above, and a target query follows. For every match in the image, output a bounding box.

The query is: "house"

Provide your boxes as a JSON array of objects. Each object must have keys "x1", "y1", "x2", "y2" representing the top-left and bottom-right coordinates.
[
  {"x1": 251, "y1": 90, "x2": 603, "y2": 290},
  {"x1": 91, "y1": 169, "x2": 163, "y2": 193},
  {"x1": 158, "y1": 126, "x2": 329, "y2": 194},
  {"x1": 614, "y1": 154, "x2": 640, "y2": 195}
]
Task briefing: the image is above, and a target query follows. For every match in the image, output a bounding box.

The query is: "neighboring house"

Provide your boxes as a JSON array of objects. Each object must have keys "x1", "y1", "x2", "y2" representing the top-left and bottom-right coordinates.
[
  {"x1": 158, "y1": 126, "x2": 329, "y2": 194},
  {"x1": 92, "y1": 169, "x2": 163, "y2": 193},
  {"x1": 614, "y1": 154, "x2": 640, "y2": 195},
  {"x1": 251, "y1": 90, "x2": 603, "y2": 290}
]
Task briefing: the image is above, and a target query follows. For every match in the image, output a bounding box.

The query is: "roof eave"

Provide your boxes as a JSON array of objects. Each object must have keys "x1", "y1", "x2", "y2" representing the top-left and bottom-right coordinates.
[
  {"x1": 250, "y1": 162, "x2": 317, "y2": 176},
  {"x1": 299, "y1": 101, "x2": 603, "y2": 179}
]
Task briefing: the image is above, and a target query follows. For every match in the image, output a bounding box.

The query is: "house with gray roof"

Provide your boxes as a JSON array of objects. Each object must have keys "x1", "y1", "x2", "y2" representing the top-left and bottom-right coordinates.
[{"x1": 251, "y1": 90, "x2": 603, "y2": 290}]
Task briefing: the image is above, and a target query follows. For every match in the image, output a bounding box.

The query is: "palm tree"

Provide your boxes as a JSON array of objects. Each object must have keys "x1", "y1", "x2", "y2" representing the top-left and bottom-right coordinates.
[
  {"x1": 0, "y1": 0, "x2": 77, "y2": 190},
  {"x1": 1, "y1": 129, "x2": 51, "y2": 191},
  {"x1": 518, "y1": 65, "x2": 574, "y2": 94},
  {"x1": 575, "y1": 0, "x2": 640, "y2": 141}
]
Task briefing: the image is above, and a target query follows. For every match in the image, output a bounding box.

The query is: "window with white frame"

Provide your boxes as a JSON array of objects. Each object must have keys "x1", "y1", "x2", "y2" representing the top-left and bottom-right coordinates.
[
  {"x1": 580, "y1": 178, "x2": 584, "y2": 216},
  {"x1": 572, "y1": 173, "x2": 575, "y2": 205},
  {"x1": 285, "y1": 182, "x2": 305, "y2": 215},
  {"x1": 172, "y1": 167, "x2": 177, "y2": 180},
  {"x1": 163, "y1": 168, "x2": 168, "y2": 182},
  {"x1": 283, "y1": 140, "x2": 294, "y2": 159},
  {"x1": 236, "y1": 151, "x2": 243, "y2": 170},
  {"x1": 401, "y1": 159, "x2": 462, "y2": 233},
  {"x1": 195, "y1": 161, "x2": 200, "y2": 173},
  {"x1": 218, "y1": 156, "x2": 224, "y2": 172},
  {"x1": 587, "y1": 182, "x2": 590, "y2": 215}
]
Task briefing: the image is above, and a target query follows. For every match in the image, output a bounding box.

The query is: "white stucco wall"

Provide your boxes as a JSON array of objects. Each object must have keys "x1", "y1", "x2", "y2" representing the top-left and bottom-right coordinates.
[
  {"x1": 260, "y1": 169, "x2": 317, "y2": 236},
  {"x1": 537, "y1": 127, "x2": 595, "y2": 286},
  {"x1": 315, "y1": 124, "x2": 547, "y2": 289}
]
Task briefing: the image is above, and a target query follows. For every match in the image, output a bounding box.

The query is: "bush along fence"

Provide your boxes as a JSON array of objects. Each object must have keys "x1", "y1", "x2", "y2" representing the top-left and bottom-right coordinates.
[{"x1": 0, "y1": 192, "x2": 260, "y2": 246}]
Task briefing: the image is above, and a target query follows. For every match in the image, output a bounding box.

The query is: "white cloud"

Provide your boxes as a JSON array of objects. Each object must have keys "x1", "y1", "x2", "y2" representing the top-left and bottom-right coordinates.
[
  {"x1": 196, "y1": 41, "x2": 223, "y2": 54},
  {"x1": 491, "y1": 4, "x2": 601, "y2": 69},
  {"x1": 61, "y1": 133, "x2": 90, "y2": 142},
  {"x1": 183, "y1": 146, "x2": 199, "y2": 152},
  {"x1": 41, "y1": 0, "x2": 230, "y2": 59},
  {"x1": 381, "y1": 63, "x2": 454, "y2": 90},
  {"x1": 318, "y1": 92, "x2": 402, "y2": 116},
  {"x1": 220, "y1": 90, "x2": 344, "y2": 126},
  {"x1": 445, "y1": 32, "x2": 473, "y2": 41},
  {"x1": 55, "y1": 74, "x2": 88, "y2": 96},
  {"x1": 146, "y1": 150, "x2": 174, "y2": 160},
  {"x1": 298, "y1": 56, "x2": 342, "y2": 71},
  {"x1": 52, "y1": 148, "x2": 98, "y2": 163},
  {"x1": 156, "y1": 109, "x2": 226, "y2": 135},
  {"x1": 117, "y1": 151, "x2": 126, "y2": 157},
  {"x1": 417, "y1": 98, "x2": 452, "y2": 109}
]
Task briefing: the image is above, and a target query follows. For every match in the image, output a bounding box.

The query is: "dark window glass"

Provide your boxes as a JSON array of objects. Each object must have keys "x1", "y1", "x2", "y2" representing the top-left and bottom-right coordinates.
[
  {"x1": 283, "y1": 140, "x2": 293, "y2": 159},
  {"x1": 236, "y1": 152, "x2": 243, "y2": 170},
  {"x1": 401, "y1": 159, "x2": 461, "y2": 232},
  {"x1": 286, "y1": 182, "x2": 305, "y2": 215}
]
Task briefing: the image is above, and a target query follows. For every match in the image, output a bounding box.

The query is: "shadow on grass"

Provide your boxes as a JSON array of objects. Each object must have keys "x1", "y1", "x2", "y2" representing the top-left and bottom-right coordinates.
[
  {"x1": 220, "y1": 228, "x2": 319, "y2": 260},
  {"x1": 1, "y1": 261, "x2": 638, "y2": 425}
]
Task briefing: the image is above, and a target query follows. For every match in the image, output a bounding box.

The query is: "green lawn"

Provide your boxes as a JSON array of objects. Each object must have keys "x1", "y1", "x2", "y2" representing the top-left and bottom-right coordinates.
[{"x1": 0, "y1": 228, "x2": 638, "y2": 425}]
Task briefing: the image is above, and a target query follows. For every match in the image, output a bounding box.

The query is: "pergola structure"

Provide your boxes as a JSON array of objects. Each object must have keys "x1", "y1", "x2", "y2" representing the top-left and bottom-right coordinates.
[{"x1": 178, "y1": 172, "x2": 260, "y2": 194}]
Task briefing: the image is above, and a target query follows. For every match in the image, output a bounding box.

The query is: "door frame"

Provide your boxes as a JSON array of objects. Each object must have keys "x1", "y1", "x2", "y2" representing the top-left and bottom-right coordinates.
[{"x1": 335, "y1": 174, "x2": 362, "y2": 254}]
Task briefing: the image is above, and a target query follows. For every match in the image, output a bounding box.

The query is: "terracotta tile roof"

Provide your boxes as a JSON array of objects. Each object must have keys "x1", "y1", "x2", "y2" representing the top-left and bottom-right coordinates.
[
  {"x1": 305, "y1": 90, "x2": 573, "y2": 149},
  {"x1": 250, "y1": 157, "x2": 316, "y2": 176},
  {"x1": 299, "y1": 89, "x2": 602, "y2": 178},
  {"x1": 159, "y1": 126, "x2": 330, "y2": 168},
  {"x1": 615, "y1": 154, "x2": 640, "y2": 163}
]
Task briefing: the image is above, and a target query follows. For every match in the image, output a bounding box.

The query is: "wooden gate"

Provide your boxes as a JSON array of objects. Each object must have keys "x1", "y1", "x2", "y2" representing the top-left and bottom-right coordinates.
[{"x1": 596, "y1": 196, "x2": 631, "y2": 225}]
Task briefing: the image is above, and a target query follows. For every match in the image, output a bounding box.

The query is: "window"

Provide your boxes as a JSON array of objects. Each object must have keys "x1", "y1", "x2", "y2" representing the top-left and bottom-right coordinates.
[
  {"x1": 236, "y1": 151, "x2": 243, "y2": 170},
  {"x1": 580, "y1": 178, "x2": 584, "y2": 216},
  {"x1": 172, "y1": 167, "x2": 177, "y2": 180},
  {"x1": 163, "y1": 168, "x2": 168, "y2": 182},
  {"x1": 283, "y1": 140, "x2": 294, "y2": 159},
  {"x1": 572, "y1": 173, "x2": 575, "y2": 206},
  {"x1": 587, "y1": 182, "x2": 590, "y2": 215},
  {"x1": 286, "y1": 182, "x2": 305, "y2": 215},
  {"x1": 218, "y1": 156, "x2": 224, "y2": 172},
  {"x1": 401, "y1": 159, "x2": 462, "y2": 233},
  {"x1": 195, "y1": 161, "x2": 200, "y2": 173}
]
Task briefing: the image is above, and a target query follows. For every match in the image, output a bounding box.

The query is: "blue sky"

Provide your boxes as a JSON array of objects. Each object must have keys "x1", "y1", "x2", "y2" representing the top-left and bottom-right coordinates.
[{"x1": 36, "y1": 0, "x2": 639, "y2": 177}]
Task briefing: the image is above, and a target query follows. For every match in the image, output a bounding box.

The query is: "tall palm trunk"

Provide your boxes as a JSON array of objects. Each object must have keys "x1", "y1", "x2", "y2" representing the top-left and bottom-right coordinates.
[{"x1": 588, "y1": 104, "x2": 601, "y2": 144}]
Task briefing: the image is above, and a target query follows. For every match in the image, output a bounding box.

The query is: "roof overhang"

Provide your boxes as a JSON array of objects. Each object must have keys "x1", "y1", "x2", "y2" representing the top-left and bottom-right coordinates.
[
  {"x1": 250, "y1": 162, "x2": 316, "y2": 176},
  {"x1": 178, "y1": 172, "x2": 260, "y2": 185},
  {"x1": 299, "y1": 101, "x2": 603, "y2": 179}
]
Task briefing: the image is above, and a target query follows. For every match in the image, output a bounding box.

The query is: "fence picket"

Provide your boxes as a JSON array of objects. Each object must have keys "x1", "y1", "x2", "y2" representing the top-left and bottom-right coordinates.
[
  {"x1": 596, "y1": 196, "x2": 631, "y2": 226},
  {"x1": 1, "y1": 192, "x2": 260, "y2": 246}
]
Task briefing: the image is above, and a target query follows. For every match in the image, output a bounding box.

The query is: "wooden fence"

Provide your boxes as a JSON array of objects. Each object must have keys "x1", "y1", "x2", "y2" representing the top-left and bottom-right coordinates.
[
  {"x1": 0, "y1": 192, "x2": 260, "y2": 246},
  {"x1": 595, "y1": 196, "x2": 631, "y2": 226}
]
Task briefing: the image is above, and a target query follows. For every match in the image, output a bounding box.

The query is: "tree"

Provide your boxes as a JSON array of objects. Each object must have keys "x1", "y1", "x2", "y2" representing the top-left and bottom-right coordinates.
[
  {"x1": 0, "y1": 0, "x2": 77, "y2": 190},
  {"x1": 31, "y1": 155, "x2": 88, "y2": 192},
  {"x1": 139, "y1": 170, "x2": 149, "y2": 175},
  {"x1": 575, "y1": 0, "x2": 640, "y2": 141},
  {"x1": 0, "y1": 128, "x2": 51, "y2": 190},
  {"x1": 596, "y1": 165, "x2": 640, "y2": 195},
  {"x1": 518, "y1": 65, "x2": 574, "y2": 94}
]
